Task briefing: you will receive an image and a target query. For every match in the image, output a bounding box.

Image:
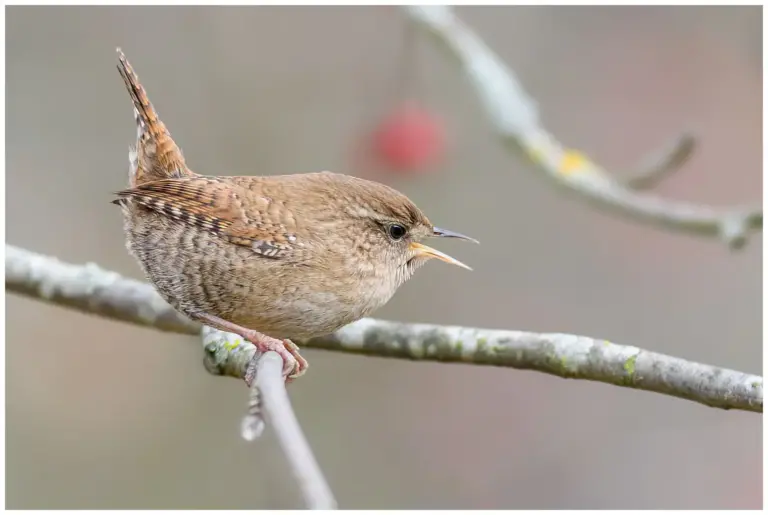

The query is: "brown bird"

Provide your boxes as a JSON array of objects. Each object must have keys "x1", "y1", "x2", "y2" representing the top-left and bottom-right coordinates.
[{"x1": 112, "y1": 48, "x2": 476, "y2": 380}]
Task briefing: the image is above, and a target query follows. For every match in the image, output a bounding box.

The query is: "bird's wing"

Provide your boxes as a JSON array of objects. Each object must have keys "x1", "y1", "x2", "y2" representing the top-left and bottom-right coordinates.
[{"x1": 114, "y1": 177, "x2": 297, "y2": 259}]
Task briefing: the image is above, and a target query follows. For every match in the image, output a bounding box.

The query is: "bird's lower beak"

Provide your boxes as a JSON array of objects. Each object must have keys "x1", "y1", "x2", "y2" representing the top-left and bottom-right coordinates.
[{"x1": 409, "y1": 242, "x2": 472, "y2": 271}]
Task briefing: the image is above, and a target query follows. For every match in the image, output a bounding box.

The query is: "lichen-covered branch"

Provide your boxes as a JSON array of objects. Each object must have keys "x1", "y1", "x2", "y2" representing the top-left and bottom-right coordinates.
[
  {"x1": 403, "y1": 6, "x2": 762, "y2": 249},
  {"x1": 203, "y1": 329, "x2": 337, "y2": 510},
  {"x1": 5, "y1": 244, "x2": 198, "y2": 333},
  {"x1": 6, "y1": 244, "x2": 762, "y2": 413}
]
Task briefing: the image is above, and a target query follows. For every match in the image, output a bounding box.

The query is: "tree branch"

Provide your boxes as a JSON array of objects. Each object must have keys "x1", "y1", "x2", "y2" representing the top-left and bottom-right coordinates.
[
  {"x1": 402, "y1": 6, "x2": 762, "y2": 250},
  {"x1": 6, "y1": 244, "x2": 762, "y2": 413},
  {"x1": 5, "y1": 244, "x2": 198, "y2": 334}
]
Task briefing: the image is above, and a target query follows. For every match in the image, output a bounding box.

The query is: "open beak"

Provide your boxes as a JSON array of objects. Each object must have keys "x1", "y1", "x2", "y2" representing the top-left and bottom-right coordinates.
[{"x1": 408, "y1": 226, "x2": 476, "y2": 270}]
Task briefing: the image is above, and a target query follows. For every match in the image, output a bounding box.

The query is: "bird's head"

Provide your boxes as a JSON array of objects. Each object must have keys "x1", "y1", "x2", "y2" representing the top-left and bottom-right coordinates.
[{"x1": 307, "y1": 173, "x2": 477, "y2": 288}]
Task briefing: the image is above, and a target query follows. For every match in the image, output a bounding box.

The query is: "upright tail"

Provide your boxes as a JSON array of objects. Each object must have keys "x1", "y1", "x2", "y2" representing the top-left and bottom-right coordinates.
[{"x1": 116, "y1": 48, "x2": 192, "y2": 186}]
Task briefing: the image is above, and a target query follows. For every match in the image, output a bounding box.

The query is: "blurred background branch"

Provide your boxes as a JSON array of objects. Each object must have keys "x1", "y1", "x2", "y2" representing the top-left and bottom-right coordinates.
[
  {"x1": 403, "y1": 6, "x2": 762, "y2": 249},
  {"x1": 6, "y1": 244, "x2": 762, "y2": 413}
]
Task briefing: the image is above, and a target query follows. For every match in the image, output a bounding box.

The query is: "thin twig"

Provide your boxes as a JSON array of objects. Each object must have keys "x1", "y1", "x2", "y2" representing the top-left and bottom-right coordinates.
[
  {"x1": 202, "y1": 327, "x2": 337, "y2": 510},
  {"x1": 6, "y1": 244, "x2": 762, "y2": 413},
  {"x1": 623, "y1": 133, "x2": 697, "y2": 190},
  {"x1": 402, "y1": 6, "x2": 761, "y2": 249},
  {"x1": 252, "y1": 352, "x2": 337, "y2": 510}
]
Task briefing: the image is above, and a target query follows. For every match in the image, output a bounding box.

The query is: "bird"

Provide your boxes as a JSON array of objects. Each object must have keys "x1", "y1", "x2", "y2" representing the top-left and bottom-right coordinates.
[{"x1": 112, "y1": 48, "x2": 477, "y2": 381}]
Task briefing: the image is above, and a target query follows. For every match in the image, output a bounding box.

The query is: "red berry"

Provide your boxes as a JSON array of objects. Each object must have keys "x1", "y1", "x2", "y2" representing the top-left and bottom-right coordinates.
[{"x1": 369, "y1": 102, "x2": 446, "y2": 173}]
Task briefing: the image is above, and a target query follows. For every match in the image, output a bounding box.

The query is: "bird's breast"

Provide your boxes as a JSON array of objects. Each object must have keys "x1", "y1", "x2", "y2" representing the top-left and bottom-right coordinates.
[{"x1": 241, "y1": 263, "x2": 399, "y2": 340}]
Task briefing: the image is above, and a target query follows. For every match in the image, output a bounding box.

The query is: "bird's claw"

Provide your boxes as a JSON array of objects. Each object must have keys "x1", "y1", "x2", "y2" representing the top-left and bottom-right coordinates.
[{"x1": 281, "y1": 339, "x2": 308, "y2": 383}]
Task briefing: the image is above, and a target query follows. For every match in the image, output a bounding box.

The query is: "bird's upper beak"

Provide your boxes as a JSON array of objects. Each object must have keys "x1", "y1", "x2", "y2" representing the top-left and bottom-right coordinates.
[
  {"x1": 408, "y1": 226, "x2": 478, "y2": 271},
  {"x1": 432, "y1": 226, "x2": 480, "y2": 244}
]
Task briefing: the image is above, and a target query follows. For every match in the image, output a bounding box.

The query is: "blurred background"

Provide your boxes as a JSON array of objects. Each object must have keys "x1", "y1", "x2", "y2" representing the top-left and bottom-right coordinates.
[{"x1": 6, "y1": 6, "x2": 762, "y2": 509}]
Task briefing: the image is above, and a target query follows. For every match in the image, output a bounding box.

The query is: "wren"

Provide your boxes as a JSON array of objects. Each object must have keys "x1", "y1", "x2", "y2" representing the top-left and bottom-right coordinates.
[{"x1": 112, "y1": 48, "x2": 477, "y2": 380}]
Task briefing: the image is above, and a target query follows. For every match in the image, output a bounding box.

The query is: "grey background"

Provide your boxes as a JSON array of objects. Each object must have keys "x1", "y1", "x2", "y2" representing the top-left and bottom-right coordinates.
[{"x1": 6, "y1": 6, "x2": 762, "y2": 509}]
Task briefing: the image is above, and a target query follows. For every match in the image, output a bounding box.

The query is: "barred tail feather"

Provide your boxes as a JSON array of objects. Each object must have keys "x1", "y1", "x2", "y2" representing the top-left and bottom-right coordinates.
[
  {"x1": 116, "y1": 47, "x2": 192, "y2": 186},
  {"x1": 116, "y1": 47, "x2": 164, "y2": 139}
]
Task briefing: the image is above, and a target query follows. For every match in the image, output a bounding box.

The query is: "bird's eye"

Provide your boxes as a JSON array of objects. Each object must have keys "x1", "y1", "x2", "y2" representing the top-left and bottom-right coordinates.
[{"x1": 387, "y1": 223, "x2": 408, "y2": 241}]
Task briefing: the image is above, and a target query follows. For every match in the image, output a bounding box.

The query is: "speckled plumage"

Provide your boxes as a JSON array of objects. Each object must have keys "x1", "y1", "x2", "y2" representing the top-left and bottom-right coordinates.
[{"x1": 113, "y1": 49, "x2": 475, "y2": 379}]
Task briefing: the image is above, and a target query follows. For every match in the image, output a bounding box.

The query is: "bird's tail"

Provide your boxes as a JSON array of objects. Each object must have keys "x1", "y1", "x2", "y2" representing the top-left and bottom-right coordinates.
[{"x1": 116, "y1": 48, "x2": 191, "y2": 186}]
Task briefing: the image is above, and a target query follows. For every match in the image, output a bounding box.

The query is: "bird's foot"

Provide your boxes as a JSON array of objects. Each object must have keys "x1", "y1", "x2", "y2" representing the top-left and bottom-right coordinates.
[
  {"x1": 244, "y1": 331, "x2": 308, "y2": 381},
  {"x1": 192, "y1": 312, "x2": 308, "y2": 382}
]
